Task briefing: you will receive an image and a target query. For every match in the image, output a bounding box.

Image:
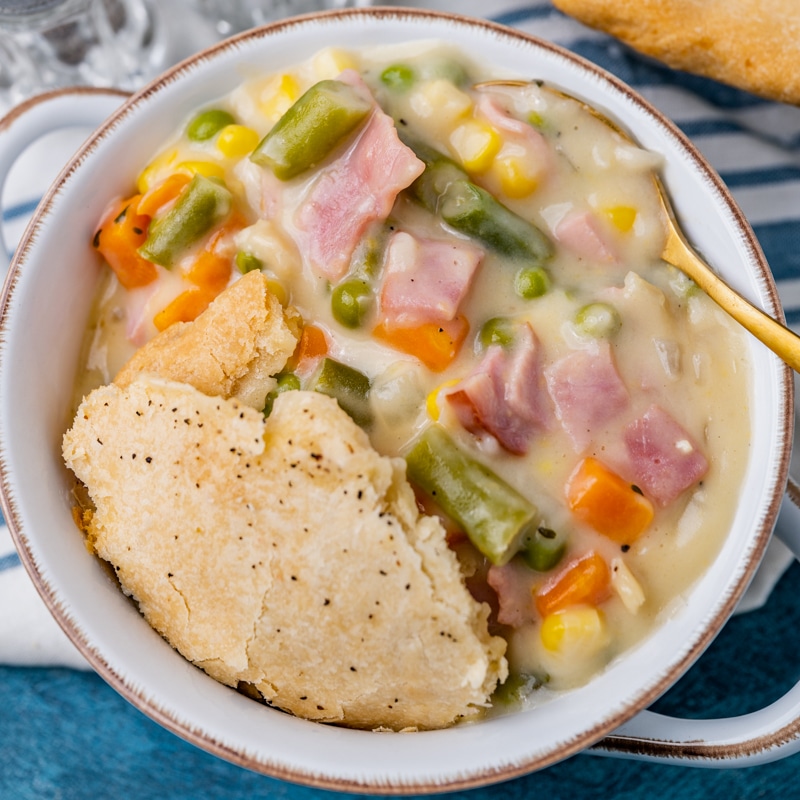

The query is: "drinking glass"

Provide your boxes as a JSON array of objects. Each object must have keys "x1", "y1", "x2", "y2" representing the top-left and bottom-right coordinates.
[
  {"x1": 189, "y1": 0, "x2": 373, "y2": 38},
  {"x1": 0, "y1": 0, "x2": 167, "y2": 110}
]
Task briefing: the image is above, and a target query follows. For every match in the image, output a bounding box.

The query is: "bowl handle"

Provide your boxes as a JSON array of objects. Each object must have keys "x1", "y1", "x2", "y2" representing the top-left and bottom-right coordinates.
[
  {"x1": 593, "y1": 487, "x2": 800, "y2": 767},
  {"x1": 0, "y1": 87, "x2": 129, "y2": 267}
]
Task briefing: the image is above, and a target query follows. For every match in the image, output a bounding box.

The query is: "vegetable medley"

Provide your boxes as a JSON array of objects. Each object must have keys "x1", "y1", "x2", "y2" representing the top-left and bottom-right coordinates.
[{"x1": 82, "y1": 42, "x2": 751, "y2": 701}]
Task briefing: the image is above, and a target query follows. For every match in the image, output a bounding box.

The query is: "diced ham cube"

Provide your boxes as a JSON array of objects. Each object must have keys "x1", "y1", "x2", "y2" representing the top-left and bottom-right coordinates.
[
  {"x1": 477, "y1": 93, "x2": 532, "y2": 137},
  {"x1": 379, "y1": 231, "x2": 483, "y2": 326},
  {"x1": 623, "y1": 404, "x2": 709, "y2": 506},
  {"x1": 476, "y1": 92, "x2": 552, "y2": 170},
  {"x1": 554, "y1": 210, "x2": 617, "y2": 264},
  {"x1": 124, "y1": 279, "x2": 168, "y2": 347},
  {"x1": 445, "y1": 323, "x2": 550, "y2": 454},
  {"x1": 294, "y1": 107, "x2": 425, "y2": 282},
  {"x1": 545, "y1": 341, "x2": 629, "y2": 451},
  {"x1": 487, "y1": 560, "x2": 536, "y2": 627}
]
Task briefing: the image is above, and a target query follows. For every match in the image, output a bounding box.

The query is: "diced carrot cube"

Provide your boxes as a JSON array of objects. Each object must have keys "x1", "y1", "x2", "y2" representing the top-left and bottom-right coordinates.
[
  {"x1": 185, "y1": 248, "x2": 232, "y2": 294},
  {"x1": 138, "y1": 173, "x2": 191, "y2": 218},
  {"x1": 565, "y1": 457, "x2": 654, "y2": 543},
  {"x1": 94, "y1": 196, "x2": 157, "y2": 290},
  {"x1": 534, "y1": 551, "x2": 611, "y2": 617},
  {"x1": 153, "y1": 288, "x2": 214, "y2": 331},
  {"x1": 373, "y1": 315, "x2": 469, "y2": 372},
  {"x1": 289, "y1": 324, "x2": 329, "y2": 373}
]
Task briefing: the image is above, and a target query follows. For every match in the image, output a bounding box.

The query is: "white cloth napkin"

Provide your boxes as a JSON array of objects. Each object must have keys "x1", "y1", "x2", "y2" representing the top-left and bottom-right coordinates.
[{"x1": 1, "y1": 0, "x2": 799, "y2": 669}]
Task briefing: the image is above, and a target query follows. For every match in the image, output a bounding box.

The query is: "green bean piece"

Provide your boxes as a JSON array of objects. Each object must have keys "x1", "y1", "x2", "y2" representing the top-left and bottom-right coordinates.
[
  {"x1": 515, "y1": 266, "x2": 550, "y2": 299},
  {"x1": 348, "y1": 226, "x2": 387, "y2": 279},
  {"x1": 405, "y1": 425, "x2": 539, "y2": 566},
  {"x1": 138, "y1": 174, "x2": 232, "y2": 268},
  {"x1": 187, "y1": 109, "x2": 236, "y2": 142},
  {"x1": 574, "y1": 302, "x2": 621, "y2": 338},
  {"x1": 402, "y1": 136, "x2": 553, "y2": 264},
  {"x1": 250, "y1": 79, "x2": 372, "y2": 180},
  {"x1": 478, "y1": 316, "x2": 517, "y2": 350},
  {"x1": 439, "y1": 179, "x2": 553, "y2": 264},
  {"x1": 312, "y1": 357, "x2": 373, "y2": 428},
  {"x1": 263, "y1": 372, "x2": 301, "y2": 416},
  {"x1": 332, "y1": 278, "x2": 372, "y2": 329},
  {"x1": 235, "y1": 251, "x2": 263, "y2": 274},
  {"x1": 380, "y1": 64, "x2": 415, "y2": 92},
  {"x1": 520, "y1": 526, "x2": 567, "y2": 572},
  {"x1": 402, "y1": 134, "x2": 467, "y2": 208}
]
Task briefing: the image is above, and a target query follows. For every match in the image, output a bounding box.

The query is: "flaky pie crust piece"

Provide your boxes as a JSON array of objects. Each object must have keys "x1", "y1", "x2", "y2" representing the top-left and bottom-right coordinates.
[{"x1": 63, "y1": 273, "x2": 507, "y2": 731}]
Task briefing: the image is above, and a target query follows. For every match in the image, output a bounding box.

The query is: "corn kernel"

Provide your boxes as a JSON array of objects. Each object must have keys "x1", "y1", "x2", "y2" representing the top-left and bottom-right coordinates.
[
  {"x1": 425, "y1": 379, "x2": 460, "y2": 420},
  {"x1": 312, "y1": 47, "x2": 357, "y2": 80},
  {"x1": 605, "y1": 205, "x2": 637, "y2": 233},
  {"x1": 136, "y1": 148, "x2": 178, "y2": 194},
  {"x1": 260, "y1": 73, "x2": 301, "y2": 124},
  {"x1": 540, "y1": 606, "x2": 605, "y2": 654},
  {"x1": 409, "y1": 79, "x2": 472, "y2": 124},
  {"x1": 174, "y1": 160, "x2": 226, "y2": 181},
  {"x1": 449, "y1": 120, "x2": 501, "y2": 174},
  {"x1": 216, "y1": 124, "x2": 260, "y2": 158},
  {"x1": 493, "y1": 154, "x2": 540, "y2": 198}
]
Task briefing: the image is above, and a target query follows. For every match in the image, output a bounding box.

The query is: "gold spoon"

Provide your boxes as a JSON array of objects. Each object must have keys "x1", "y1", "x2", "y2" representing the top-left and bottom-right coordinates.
[{"x1": 477, "y1": 79, "x2": 800, "y2": 372}]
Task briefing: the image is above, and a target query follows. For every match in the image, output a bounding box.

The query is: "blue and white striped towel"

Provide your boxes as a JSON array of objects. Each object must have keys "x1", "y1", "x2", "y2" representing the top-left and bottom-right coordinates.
[{"x1": 1, "y1": 0, "x2": 798, "y2": 670}]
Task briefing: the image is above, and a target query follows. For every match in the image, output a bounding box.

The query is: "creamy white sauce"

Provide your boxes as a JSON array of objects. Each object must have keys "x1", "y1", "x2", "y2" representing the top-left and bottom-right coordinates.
[{"x1": 75, "y1": 42, "x2": 751, "y2": 701}]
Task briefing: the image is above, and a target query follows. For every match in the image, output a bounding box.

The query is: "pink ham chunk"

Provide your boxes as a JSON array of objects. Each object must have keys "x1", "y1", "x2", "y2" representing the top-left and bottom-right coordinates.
[
  {"x1": 554, "y1": 210, "x2": 617, "y2": 264},
  {"x1": 294, "y1": 107, "x2": 425, "y2": 282},
  {"x1": 487, "y1": 560, "x2": 536, "y2": 627},
  {"x1": 623, "y1": 404, "x2": 709, "y2": 506},
  {"x1": 545, "y1": 341, "x2": 629, "y2": 451},
  {"x1": 445, "y1": 323, "x2": 550, "y2": 454},
  {"x1": 379, "y1": 231, "x2": 483, "y2": 326},
  {"x1": 125, "y1": 282, "x2": 159, "y2": 346},
  {"x1": 476, "y1": 92, "x2": 552, "y2": 173}
]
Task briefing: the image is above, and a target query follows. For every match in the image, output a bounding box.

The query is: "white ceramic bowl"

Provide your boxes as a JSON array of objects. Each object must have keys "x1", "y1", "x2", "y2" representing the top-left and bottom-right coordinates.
[{"x1": 0, "y1": 8, "x2": 798, "y2": 792}]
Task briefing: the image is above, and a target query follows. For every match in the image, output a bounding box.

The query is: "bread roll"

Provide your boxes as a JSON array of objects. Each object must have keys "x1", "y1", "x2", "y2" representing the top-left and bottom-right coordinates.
[{"x1": 552, "y1": 0, "x2": 800, "y2": 105}]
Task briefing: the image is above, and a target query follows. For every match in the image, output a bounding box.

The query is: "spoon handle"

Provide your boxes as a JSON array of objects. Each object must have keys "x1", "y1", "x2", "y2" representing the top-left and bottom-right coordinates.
[{"x1": 663, "y1": 229, "x2": 800, "y2": 372}]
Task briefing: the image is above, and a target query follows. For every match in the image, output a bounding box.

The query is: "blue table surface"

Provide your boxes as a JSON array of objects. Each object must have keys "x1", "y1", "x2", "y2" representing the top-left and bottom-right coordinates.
[{"x1": 3, "y1": 559, "x2": 799, "y2": 800}]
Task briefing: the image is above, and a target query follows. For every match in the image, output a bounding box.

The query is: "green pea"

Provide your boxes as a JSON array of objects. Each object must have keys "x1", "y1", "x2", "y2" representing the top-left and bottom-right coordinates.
[
  {"x1": 235, "y1": 251, "x2": 263, "y2": 274},
  {"x1": 574, "y1": 302, "x2": 621, "y2": 338},
  {"x1": 528, "y1": 111, "x2": 546, "y2": 129},
  {"x1": 263, "y1": 371, "x2": 301, "y2": 416},
  {"x1": 478, "y1": 317, "x2": 516, "y2": 350},
  {"x1": 424, "y1": 58, "x2": 469, "y2": 87},
  {"x1": 187, "y1": 109, "x2": 236, "y2": 142},
  {"x1": 332, "y1": 278, "x2": 372, "y2": 328},
  {"x1": 520, "y1": 526, "x2": 567, "y2": 572},
  {"x1": 380, "y1": 64, "x2": 415, "y2": 92},
  {"x1": 514, "y1": 266, "x2": 550, "y2": 299}
]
